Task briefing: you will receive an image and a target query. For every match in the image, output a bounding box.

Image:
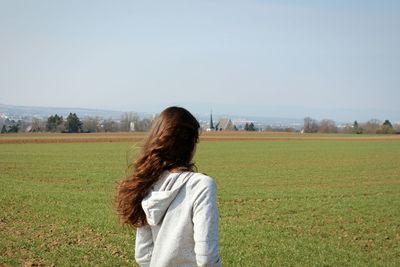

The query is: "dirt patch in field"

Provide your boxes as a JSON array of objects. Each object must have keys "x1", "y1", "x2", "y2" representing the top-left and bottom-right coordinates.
[
  {"x1": 0, "y1": 136, "x2": 144, "y2": 144},
  {"x1": 204, "y1": 136, "x2": 400, "y2": 142},
  {"x1": 1, "y1": 132, "x2": 399, "y2": 144},
  {"x1": 0, "y1": 133, "x2": 146, "y2": 144}
]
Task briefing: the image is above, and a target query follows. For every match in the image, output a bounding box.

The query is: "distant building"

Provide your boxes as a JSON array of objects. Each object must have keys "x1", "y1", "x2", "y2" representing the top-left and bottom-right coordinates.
[
  {"x1": 215, "y1": 118, "x2": 236, "y2": 131},
  {"x1": 130, "y1": 121, "x2": 136, "y2": 131},
  {"x1": 206, "y1": 111, "x2": 215, "y2": 131},
  {"x1": 210, "y1": 112, "x2": 214, "y2": 130},
  {"x1": 205, "y1": 111, "x2": 236, "y2": 131}
]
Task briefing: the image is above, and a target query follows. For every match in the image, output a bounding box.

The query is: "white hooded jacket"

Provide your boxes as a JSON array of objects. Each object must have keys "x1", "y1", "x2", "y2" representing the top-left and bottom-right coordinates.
[{"x1": 135, "y1": 171, "x2": 222, "y2": 267}]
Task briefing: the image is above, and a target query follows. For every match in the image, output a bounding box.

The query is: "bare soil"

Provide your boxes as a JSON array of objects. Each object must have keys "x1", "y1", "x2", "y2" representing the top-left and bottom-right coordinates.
[{"x1": 1, "y1": 132, "x2": 399, "y2": 144}]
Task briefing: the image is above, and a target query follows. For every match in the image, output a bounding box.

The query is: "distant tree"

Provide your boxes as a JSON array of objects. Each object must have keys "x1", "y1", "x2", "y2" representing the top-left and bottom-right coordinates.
[
  {"x1": 19, "y1": 117, "x2": 32, "y2": 132},
  {"x1": 352, "y1": 120, "x2": 363, "y2": 134},
  {"x1": 7, "y1": 121, "x2": 20, "y2": 133},
  {"x1": 362, "y1": 119, "x2": 381, "y2": 134},
  {"x1": 303, "y1": 117, "x2": 319, "y2": 133},
  {"x1": 380, "y1": 120, "x2": 394, "y2": 134},
  {"x1": 120, "y1": 112, "x2": 140, "y2": 132},
  {"x1": 102, "y1": 118, "x2": 119, "y2": 132},
  {"x1": 383, "y1": 120, "x2": 392, "y2": 128},
  {"x1": 82, "y1": 116, "x2": 101, "y2": 133},
  {"x1": 248, "y1": 122, "x2": 256, "y2": 131},
  {"x1": 393, "y1": 123, "x2": 400, "y2": 134},
  {"x1": 65, "y1": 113, "x2": 82, "y2": 133},
  {"x1": 318, "y1": 119, "x2": 337, "y2": 133},
  {"x1": 244, "y1": 122, "x2": 256, "y2": 131},
  {"x1": 46, "y1": 114, "x2": 64, "y2": 132},
  {"x1": 31, "y1": 118, "x2": 45, "y2": 132},
  {"x1": 1, "y1": 125, "x2": 7, "y2": 134},
  {"x1": 135, "y1": 118, "x2": 152, "y2": 132}
]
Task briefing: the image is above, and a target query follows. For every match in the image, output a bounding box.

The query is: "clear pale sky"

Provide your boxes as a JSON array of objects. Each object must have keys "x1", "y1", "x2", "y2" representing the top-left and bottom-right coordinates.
[{"x1": 0, "y1": 0, "x2": 399, "y2": 121}]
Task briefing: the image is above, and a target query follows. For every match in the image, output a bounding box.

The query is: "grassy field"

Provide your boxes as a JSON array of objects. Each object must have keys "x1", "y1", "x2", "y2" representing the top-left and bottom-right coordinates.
[{"x1": 1, "y1": 133, "x2": 399, "y2": 266}]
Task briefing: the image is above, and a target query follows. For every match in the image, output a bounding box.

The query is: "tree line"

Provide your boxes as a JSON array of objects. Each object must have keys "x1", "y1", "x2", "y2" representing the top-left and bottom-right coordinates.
[
  {"x1": 303, "y1": 117, "x2": 399, "y2": 134},
  {"x1": 1, "y1": 112, "x2": 398, "y2": 134},
  {"x1": 0, "y1": 112, "x2": 152, "y2": 134}
]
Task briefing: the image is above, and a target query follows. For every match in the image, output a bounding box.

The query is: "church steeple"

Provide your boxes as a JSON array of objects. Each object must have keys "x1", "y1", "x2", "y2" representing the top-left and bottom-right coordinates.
[{"x1": 210, "y1": 110, "x2": 214, "y2": 130}]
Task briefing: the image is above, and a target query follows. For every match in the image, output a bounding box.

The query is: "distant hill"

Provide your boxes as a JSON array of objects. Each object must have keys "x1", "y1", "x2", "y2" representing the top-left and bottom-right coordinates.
[
  {"x1": 0, "y1": 103, "x2": 304, "y2": 128},
  {"x1": 196, "y1": 113, "x2": 303, "y2": 129},
  {"x1": 0, "y1": 103, "x2": 137, "y2": 120}
]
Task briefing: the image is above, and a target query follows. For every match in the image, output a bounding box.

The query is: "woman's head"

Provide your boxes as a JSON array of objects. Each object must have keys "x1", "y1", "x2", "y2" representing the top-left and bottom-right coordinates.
[
  {"x1": 142, "y1": 106, "x2": 200, "y2": 171},
  {"x1": 115, "y1": 106, "x2": 200, "y2": 227}
]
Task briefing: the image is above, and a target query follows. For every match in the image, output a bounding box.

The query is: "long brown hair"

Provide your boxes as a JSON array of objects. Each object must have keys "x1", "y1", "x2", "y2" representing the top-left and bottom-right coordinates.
[{"x1": 115, "y1": 106, "x2": 200, "y2": 227}]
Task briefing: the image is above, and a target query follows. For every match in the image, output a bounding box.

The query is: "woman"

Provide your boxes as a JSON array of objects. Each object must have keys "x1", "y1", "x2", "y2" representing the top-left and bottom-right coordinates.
[{"x1": 115, "y1": 106, "x2": 221, "y2": 267}]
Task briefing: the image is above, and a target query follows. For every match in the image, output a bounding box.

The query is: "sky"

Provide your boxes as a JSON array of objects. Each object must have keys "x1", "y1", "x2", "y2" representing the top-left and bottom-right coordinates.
[{"x1": 0, "y1": 0, "x2": 399, "y2": 121}]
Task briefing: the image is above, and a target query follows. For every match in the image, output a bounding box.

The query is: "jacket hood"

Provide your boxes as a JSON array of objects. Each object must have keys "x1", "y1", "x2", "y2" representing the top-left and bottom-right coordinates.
[{"x1": 142, "y1": 171, "x2": 193, "y2": 226}]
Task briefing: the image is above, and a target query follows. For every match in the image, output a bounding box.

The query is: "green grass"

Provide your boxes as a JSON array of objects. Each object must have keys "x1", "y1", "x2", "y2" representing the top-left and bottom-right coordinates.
[{"x1": 1, "y1": 139, "x2": 399, "y2": 266}]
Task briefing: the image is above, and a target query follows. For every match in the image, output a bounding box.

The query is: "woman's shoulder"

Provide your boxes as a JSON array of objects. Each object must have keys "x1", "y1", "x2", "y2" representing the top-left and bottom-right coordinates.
[{"x1": 186, "y1": 172, "x2": 217, "y2": 190}]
